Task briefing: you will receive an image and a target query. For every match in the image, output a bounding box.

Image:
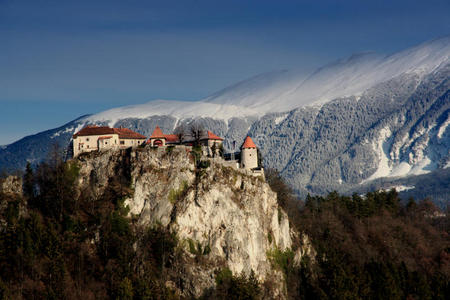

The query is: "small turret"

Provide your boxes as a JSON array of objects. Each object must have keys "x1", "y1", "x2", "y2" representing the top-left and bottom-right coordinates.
[
  {"x1": 240, "y1": 136, "x2": 258, "y2": 170},
  {"x1": 149, "y1": 126, "x2": 166, "y2": 147}
]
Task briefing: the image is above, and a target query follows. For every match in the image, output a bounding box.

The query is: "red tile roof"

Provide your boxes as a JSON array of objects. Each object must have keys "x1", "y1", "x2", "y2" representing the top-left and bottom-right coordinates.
[
  {"x1": 164, "y1": 134, "x2": 179, "y2": 143},
  {"x1": 150, "y1": 126, "x2": 165, "y2": 139},
  {"x1": 98, "y1": 136, "x2": 113, "y2": 140},
  {"x1": 73, "y1": 125, "x2": 146, "y2": 139},
  {"x1": 242, "y1": 136, "x2": 257, "y2": 149},
  {"x1": 114, "y1": 128, "x2": 146, "y2": 139},
  {"x1": 202, "y1": 131, "x2": 224, "y2": 141},
  {"x1": 73, "y1": 125, "x2": 115, "y2": 137},
  {"x1": 146, "y1": 133, "x2": 180, "y2": 145},
  {"x1": 147, "y1": 126, "x2": 223, "y2": 144}
]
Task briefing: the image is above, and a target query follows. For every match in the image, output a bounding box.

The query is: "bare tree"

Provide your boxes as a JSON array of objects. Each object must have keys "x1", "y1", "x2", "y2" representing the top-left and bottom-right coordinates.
[
  {"x1": 211, "y1": 142, "x2": 217, "y2": 158},
  {"x1": 174, "y1": 124, "x2": 186, "y2": 145},
  {"x1": 189, "y1": 122, "x2": 204, "y2": 146}
]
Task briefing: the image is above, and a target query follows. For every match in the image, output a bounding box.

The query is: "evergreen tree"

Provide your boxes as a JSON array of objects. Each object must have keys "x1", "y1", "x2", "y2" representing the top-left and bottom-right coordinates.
[{"x1": 23, "y1": 162, "x2": 34, "y2": 200}]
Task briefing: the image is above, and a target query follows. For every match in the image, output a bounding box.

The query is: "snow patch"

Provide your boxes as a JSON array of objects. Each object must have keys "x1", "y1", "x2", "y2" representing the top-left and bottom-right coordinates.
[
  {"x1": 274, "y1": 114, "x2": 288, "y2": 125},
  {"x1": 363, "y1": 156, "x2": 434, "y2": 184},
  {"x1": 385, "y1": 185, "x2": 415, "y2": 192},
  {"x1": 363, "y1": 127, "x2": 393, "y2": 183},
  {"x1": 362, "y1": 126, "x2": 436, "y2": 184},
  {"x1": 72, "y1": 123, "x2": 86, "y2": 138},
  {"x1": 437, "y1": 116, "x2": 450, "y2": 139},
  {"x1": 395, "y1": 185, "x2": 415, "y2": 192},
  {"x1": 51, "y1": 127, "x2": 74, "y2": 139},
  {"x1": 389, "y1": 162, "x2": 412, "y2": 177},
  {"x1": 409, "y1": 156, "x2": 434, "y2": 175}
]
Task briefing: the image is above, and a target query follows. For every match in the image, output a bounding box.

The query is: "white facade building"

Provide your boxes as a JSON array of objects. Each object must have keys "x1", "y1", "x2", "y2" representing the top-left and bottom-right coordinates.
[{"x1": 73, "y1": 125, "x2": 146, "y2": 157}]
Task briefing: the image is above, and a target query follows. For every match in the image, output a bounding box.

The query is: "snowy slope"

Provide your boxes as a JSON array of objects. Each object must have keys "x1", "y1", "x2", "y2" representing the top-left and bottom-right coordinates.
[
  {"x1": 205, "y1": 36, "x2": 450, "y2": 112},
  {"x1": 84, "y1": 100, "x2": 258, "y2": 127},
  {"x1": 202, "y1": 69, "x2": 307, "y2": 110},
  {"x1": 82, "y1": 36, "x2": 450, "y2": 125}
]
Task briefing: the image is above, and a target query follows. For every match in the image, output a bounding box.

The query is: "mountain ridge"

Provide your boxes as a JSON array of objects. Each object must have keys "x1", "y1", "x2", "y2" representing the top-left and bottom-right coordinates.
[
  {"x1": 77, "y1": 35, "x2": 449, "y2": 123},
  {"x1": 1, "y1": 36, "x2": 449, "y2": 205}
]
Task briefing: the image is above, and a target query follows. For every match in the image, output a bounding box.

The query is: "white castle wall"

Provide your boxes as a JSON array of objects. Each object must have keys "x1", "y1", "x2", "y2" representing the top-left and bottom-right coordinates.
[
  {"x1": 73, "y1": 134, "x2": 120, "y2": 157},
  {"x1": 240, "y1": 147, "x2": 258, "y2": 169},
  {"x1": 74, "y1": 135, "x2": 145, "y2": 157}
]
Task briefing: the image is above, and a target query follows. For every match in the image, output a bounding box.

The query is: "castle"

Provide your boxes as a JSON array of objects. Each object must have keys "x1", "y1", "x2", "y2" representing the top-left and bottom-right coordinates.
[
  {"x1": 72, "y1": 125, "x2": 147, "y2": 157},
  {"x1": 240, "y1": 136, "x2": 259, "y2": 170},
  {"x1": 72, "y1": 125, "x2": 262, "y2": 175},
  {"x1": 147, "y1": 126, "x2": 224, "y2": 157}
]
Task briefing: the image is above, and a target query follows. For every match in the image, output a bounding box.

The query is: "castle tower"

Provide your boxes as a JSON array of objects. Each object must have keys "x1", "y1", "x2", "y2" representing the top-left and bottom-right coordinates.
[
  {"x1": 149, "y1": 126, "x2": 166, "y2": 147},
  {"x1": 240, "y1": 136, "x2": 258, "y2": 170}
]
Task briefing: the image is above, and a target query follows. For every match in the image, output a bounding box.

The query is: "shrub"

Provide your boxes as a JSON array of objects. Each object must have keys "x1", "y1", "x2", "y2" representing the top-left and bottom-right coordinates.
[
  {"x1": 116, "y1": 277, "x2": 133, "y2": 300},
  {"x1": 187, "y1": 238, "x2": 210, "y2": 256},
  {"x1": 168, "y1": 181, "x2": 189, "y2": 204},
  {"x1": 267, "y1": 232, "x2": 273, "y2": 244},
  {"x1": 197, "y1": 160, "x2": 210, "y2": 169},
  {"x1": 165, "y1": 146, "x2": 175, "y2": 154},
  {"x1": 267, "y1": 247, "x2": 295, "y2": 278},
  {"x1": 214, "y1": 267, "x2": 261, "y2": 300}
]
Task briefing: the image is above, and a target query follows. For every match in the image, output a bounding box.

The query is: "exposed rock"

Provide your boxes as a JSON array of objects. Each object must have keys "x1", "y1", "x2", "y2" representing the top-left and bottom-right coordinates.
[
  {"x1": 74, "y1": 147, "x2": 310, "y2": 298},
  {"x1": 0, "y1": 175, "x2": 22, "y2": 197},
  {"x1": 0, "y1": 175, "x2": 26, "y2": 230}
]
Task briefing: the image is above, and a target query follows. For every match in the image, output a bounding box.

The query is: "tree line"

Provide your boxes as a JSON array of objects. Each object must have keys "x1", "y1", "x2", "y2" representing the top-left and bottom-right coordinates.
[
  {"x1": 266, "y1": 168, "x2": 449, "y2": 300},
  {"x1": 0, "y1": 150, "x2": 448, "y2": 299}
]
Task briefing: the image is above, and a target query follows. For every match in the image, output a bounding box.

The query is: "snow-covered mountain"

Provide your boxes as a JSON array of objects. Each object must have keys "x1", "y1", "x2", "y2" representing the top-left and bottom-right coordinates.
[
  {"x1": 1, "y1": 36, "x2": 449, "y2": 205},
  {"x1": 86, "y1": 36, "x2": 449, "y2": 124}
]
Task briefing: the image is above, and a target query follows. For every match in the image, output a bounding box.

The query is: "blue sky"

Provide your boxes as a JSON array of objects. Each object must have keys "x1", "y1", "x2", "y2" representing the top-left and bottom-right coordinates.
[{"x1": 1, "y1": 0, "x2": 449, "y2": 144}]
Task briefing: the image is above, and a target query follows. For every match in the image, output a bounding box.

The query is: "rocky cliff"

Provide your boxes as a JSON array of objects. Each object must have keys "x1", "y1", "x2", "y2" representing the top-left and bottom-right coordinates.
[{"x1": 74, "y1": 146, "x2": 311, "y2": 298}]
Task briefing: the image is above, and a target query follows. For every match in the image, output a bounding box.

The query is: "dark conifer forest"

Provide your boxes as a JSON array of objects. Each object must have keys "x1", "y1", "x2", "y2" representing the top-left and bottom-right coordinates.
[
  {"x1": 0, "y1": 159, "x2": 448, "y2": 299},
  {"x1": 266, "y1": 169, "x2": 449, "y2": 300}
]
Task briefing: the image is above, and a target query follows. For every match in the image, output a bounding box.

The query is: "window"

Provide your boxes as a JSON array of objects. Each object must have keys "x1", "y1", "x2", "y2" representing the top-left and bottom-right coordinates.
[
  {"x1": 86, "y1": 138, "x2": 89, "y2": 141},
  {"x1": 120, "y1": 141, "x2": 125, "y2": 145},
  {"x1": 105, "y1": 142, "x2": 108, "y2": 145},
  {"x1": 87, "y1": 145, "x2": 89, "y2": 149}
]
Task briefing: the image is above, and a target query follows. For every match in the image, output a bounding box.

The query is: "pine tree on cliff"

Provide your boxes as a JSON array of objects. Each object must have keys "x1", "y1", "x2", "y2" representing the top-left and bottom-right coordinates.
[{"x1": 23, "y1": 162, "x2": 34, "y2": 200}]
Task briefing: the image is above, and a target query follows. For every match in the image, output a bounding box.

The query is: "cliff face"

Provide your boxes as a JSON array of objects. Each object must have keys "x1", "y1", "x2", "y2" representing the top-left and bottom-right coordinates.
[
  {"x1": 75, "y1": 146, "x2": 308, "y2": 298},
  {"x1": 0, "y1": 176, "x2": 22, "y2": 197},
  {"x1": 0, "y1": 175, "x2": 25, "y2": 230}
]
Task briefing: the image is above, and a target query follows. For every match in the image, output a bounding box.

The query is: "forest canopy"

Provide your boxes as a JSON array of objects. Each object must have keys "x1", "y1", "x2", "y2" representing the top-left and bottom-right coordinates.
[{"x1": 0, "y1": 160, "x2": 448, "y2": 299}]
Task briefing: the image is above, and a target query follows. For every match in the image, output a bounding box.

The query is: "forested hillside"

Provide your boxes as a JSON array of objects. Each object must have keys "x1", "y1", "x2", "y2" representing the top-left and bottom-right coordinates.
[
  {"x1": 266, "y1": 169, "x2": 449, "y2": 299},
  {"x1": 0, "y1": 157, "x2": 448, "y2": 299}
]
